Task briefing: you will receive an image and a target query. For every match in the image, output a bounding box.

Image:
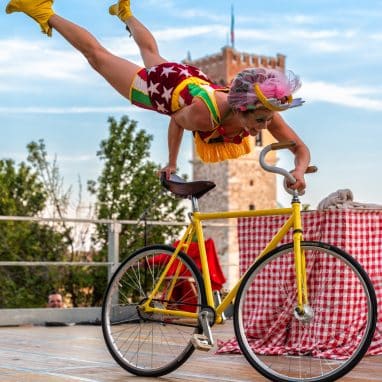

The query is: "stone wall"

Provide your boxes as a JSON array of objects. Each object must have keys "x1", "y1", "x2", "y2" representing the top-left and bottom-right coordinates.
[
  {"x1": 192, "y1": 135, "x2": 277, "y2": 288},
  {"x1": 187, "y1": 46, "x2": 284, "y2": 288}
]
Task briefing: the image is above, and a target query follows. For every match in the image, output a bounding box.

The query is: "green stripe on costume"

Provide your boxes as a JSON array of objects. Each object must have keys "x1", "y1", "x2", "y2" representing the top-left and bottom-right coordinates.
[
  {"x1": 188, "y1": 83, "x2": 221, "y2": 125},
  {"x1": 131, "y1": 88, "x2": 153, "y2": 108}
]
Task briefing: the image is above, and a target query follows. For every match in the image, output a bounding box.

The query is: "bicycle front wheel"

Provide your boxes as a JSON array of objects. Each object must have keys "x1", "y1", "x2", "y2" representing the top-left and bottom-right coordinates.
[
  {"x1": 234, "y1": 241, "x2": 377, "y2": 382},
  {"x1": 102, "y1": 244, "x2": 206, "y2": 377}
]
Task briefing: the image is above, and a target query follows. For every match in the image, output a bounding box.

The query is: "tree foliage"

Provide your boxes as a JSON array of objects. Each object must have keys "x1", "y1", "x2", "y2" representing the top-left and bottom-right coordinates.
[
  {"x1": 27, "y1": 139, "x2": 97, "y2": 307},
  {"x1": 88, "y1": 116, "x2": 186, "y2": 304},
  {"x1": 1, "y1": 116, "x2": 186, "y2": 308},
  {"x1": 0, "y1": 159, "x2": 46, "y2": 216},
  {"x1": 0, "y1": 158, "x2": 68, "y2": 308}
]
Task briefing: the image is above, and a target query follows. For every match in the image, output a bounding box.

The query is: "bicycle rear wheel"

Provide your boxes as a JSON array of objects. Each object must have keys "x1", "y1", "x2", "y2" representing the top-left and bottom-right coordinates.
[
  {"x1": 102, "y1": 244, "x2": 206, "y2": 377},
  {"x1": 234, "y1": 241, "x2": 377, "y2": 382}
]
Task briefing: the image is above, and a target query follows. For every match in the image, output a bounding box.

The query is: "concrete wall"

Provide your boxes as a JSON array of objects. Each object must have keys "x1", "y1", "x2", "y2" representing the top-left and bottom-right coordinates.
[{"x1": 0, "y1": 308, "x2": 101, "y2": 326}]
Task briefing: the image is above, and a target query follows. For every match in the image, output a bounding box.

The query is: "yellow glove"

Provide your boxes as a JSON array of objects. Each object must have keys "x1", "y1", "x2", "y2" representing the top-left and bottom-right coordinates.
[
  {"x1": 109, "y1": 0, "x2": 132, "y2": 22},
  {"x1": 6, "y1": 0, "x2": 55, "y2": 37}
]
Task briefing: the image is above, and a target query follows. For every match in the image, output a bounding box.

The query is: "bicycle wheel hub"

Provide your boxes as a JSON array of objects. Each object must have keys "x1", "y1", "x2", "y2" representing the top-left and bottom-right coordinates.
[{"x1": 294, "y1": 304, "x2": 314, "y2": 323}]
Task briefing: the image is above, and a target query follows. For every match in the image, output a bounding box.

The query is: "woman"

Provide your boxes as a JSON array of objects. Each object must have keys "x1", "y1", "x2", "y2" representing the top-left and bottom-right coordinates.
[{"x1": 5, "y1": 0, "x2": 310, "y2": 192}]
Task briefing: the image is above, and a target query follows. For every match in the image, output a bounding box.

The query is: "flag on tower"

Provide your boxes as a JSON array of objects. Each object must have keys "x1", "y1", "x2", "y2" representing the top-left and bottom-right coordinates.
[{"x1": 230, "y1": 4, "x2": 235, "y2": 48}]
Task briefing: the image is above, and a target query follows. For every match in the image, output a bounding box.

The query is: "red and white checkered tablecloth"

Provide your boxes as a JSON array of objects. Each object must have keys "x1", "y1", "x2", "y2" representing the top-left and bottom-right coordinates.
[{"x1": 217, "y1": 210, "x2": 382, "y2": 357}]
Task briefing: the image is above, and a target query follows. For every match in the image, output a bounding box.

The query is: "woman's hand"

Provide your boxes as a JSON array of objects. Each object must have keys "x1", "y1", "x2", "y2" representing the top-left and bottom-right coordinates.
[
  {"x1": 157, "y1": 164, "x2": 177, "y2": 180},
  {"x1": 287, "y1": 169, "x2": 306, "y2": 193},
  {"x1": 267, "y1": 113, "x2": 311, "y2": 194},
  {"x1": 160, "y1": 118, "x2": 184, "y2": 180}
]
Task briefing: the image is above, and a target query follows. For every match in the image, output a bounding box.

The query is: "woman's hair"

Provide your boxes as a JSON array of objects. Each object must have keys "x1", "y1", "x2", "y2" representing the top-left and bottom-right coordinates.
[{"x1": 227, "y1": 67, "x2": 301, "y2": 111}]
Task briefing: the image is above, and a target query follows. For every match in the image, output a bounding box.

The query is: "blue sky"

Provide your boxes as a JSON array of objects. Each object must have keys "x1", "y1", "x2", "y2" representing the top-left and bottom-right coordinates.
[{"x1": 1, "y1": 0, "x2": 382, "y2": 209}]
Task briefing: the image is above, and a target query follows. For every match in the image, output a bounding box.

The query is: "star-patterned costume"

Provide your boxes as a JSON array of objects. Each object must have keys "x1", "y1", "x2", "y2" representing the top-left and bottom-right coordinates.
[{"x1": 130, "y1": 62, "x2": 251, "y2": 162}]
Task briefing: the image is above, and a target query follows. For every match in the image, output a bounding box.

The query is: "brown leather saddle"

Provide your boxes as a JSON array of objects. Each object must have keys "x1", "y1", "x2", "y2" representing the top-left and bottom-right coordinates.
[{"x1": 161, "y1": 174, "x2": 216, "y2": 199}]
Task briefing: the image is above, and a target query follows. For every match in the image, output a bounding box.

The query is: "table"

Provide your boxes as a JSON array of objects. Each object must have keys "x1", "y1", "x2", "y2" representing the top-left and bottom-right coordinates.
[{"x1": 218, "y1": 210, "x2": 382, "y2": 357}]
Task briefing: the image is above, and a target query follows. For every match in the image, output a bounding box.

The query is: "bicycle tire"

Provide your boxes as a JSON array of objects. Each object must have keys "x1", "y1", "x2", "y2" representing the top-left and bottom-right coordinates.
[
  {"x1": 233, "y1": 241, "x2": 377, "y2": 382},
  {"x1": 102, "y1": 244, "x2": 206, "y2": 377}
]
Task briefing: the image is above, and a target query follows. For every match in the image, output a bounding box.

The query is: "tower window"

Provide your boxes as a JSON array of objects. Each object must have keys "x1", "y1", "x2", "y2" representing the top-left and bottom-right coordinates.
[
  {"x1": 249, "y1": 204, "x2": 256, "y2": 210},
  {"x1": 249, "y1": 180, "x2": 254, "y2": 186}
]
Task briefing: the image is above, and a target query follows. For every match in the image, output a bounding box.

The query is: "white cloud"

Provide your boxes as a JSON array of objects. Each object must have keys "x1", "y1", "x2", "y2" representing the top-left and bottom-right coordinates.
[
  {"x1": 155, "y1": 25, "x2": 224, "y2": 41},
  {"x1": 105, "y1": 24, "x2": 357, "y2": 56},
  {"x1": 145, "y1": 0, "x2": 175, "y2": 9},
  {"x1": 370, "y1": 33, "x2": 382, "y2": 41},
  {"x1": 0, "y1": 20, "x2": 369, "y2": 88},
  {"x1": 0, "y1": 83, "x2": 20, "y2": 92},
  {"x1": 1, "y1": 17, "x2": 381, "y2": 113},
  {"x1": 284, "y1": 14, "x2": 316, "y2": 25},
  {"x1": 301, "y1": 81, "x2": 382, "y2": 111},
  {"x1": 2, "y1": 81, "x2": 382, "y2": 114},
  {"x1": 101, "y1": 36, "x2": 141, "y2": 61},
  {"x1": 0, "y1": 106, "x2": 142, "y2": 114},
  {"x1": 0, "y1": 38, "x2": 88, "y2": 81},
  {"x1": 174, "y1": 9, "x2": 225, "y2": 22},
  {"x1": 55, "y1": 154, "x2": 96, "y2": 162},
  {"x1": 236, "y1": 27, "x2": 357, "y2": 53},
  {"x1": 1, "y1": 152, "x2": 96, "y2": 163},
  {"x1": 303, "y1": 41, "x2": 349, "y2": 53}
]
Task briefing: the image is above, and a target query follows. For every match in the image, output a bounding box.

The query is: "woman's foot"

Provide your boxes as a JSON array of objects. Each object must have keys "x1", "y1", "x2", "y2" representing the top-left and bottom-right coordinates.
[
  {"x1": 6, "y1": 0, "x2": 55, "y2": 36},
  {"x1": 109, "y1": 0, "x2": 132, "y2": 22}
]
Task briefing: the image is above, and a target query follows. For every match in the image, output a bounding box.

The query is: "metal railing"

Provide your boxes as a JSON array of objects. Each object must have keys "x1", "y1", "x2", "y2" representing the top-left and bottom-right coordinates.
[
  {"x1": 0, "y1": 215, "x2": 237, "y2": 326},
  {"x1": 0, "y1": 215, "x2": 189, "y2": 279}
]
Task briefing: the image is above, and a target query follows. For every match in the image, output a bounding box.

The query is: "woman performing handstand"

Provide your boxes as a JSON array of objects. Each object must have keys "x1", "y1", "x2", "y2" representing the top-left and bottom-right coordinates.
[{"x1": 5, "y1": 0, "x2": 311, "y2": 192}]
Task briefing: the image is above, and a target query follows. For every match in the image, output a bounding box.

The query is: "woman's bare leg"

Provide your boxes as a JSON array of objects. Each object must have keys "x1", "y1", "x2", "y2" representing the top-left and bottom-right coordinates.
[
  {"x1": 125, "y1": 16, "x2": 167, "y2": 68},
  {"x1": 6, "y1": 0, "x2": 167, "y2": 98},
  {"x1": 109, "y1": 0, "x2": 167, "y2": 68},
  {"x1": 48, "y1": 14, "x2": 140, "y2": 100}
]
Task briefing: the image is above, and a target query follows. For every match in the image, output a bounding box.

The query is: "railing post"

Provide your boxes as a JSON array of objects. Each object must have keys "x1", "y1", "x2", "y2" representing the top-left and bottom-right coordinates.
[{"x1": 107, "y1": 217, "x2": 121, "y2": 282}]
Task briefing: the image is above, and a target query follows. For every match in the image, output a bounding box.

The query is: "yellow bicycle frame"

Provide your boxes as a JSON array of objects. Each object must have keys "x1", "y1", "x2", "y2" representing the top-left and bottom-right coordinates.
[{"x1": 141, "y1": 200, "x2": 308, "y2": 324}]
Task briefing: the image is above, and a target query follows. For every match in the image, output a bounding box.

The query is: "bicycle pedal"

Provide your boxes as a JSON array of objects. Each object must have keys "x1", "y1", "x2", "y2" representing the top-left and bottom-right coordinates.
[{"x1": 191, "y1": 334, "x2": 213, "y2": 351}]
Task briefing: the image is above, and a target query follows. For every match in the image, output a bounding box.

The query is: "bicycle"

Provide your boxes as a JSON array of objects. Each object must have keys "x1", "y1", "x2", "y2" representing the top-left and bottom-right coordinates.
[{"x1": 101, "y1": 141, "x2": 377, "y2": 382}]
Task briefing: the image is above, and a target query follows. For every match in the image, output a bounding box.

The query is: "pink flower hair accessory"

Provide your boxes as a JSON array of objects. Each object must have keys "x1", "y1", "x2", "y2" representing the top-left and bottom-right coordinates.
[{"x1": 228, "y1": 67, "x2": 304, "y2": 112}]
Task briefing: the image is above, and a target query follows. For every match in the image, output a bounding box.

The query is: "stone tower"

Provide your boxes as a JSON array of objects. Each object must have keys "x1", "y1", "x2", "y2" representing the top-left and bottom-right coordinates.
[{"x1": 184, "y1": 46, "x2": 286, "y2": 288}]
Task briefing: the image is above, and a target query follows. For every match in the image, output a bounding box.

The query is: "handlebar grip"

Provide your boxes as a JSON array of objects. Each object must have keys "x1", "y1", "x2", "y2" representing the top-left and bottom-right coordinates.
[
  {"x1": 270, "y1": 141, "x2": 296, "y2": 150},
  {"x1": 306, "y1": 165, "x2": 318, "y2": 174}
]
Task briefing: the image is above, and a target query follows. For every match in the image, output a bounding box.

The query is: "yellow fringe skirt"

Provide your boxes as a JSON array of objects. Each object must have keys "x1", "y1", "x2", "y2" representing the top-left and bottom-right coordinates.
[{"x1": 194, "y1": 132, "x2": 252, "y2": 163}]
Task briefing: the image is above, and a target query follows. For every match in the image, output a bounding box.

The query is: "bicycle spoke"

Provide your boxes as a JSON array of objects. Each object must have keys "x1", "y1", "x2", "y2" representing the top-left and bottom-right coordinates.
[{"x1": 102, "y1": 245, "x2": 205, "y2": 377}]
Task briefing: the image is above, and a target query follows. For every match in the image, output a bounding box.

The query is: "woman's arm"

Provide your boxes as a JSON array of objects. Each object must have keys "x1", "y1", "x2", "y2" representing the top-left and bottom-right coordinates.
[
  {"x1": 268, "y1": 113, "x2": 311, "y2": 192},
  {"x1": 158, "y1": 100, "x2": 211, "y2": 178},
  {"x1": 159, "y1": 116, "x2": 184, "y2": 179}
]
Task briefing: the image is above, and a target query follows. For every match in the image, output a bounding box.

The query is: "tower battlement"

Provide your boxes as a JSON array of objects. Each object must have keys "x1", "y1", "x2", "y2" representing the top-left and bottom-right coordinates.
[{"x1": 184, "y1": 46, "x2": 286, "y2": 85}]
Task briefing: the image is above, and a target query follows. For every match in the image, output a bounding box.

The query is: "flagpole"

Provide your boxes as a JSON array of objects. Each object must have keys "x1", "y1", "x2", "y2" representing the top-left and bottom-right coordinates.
[{"x1": 230, "y1": 4, "x2": 235, "y2": 49}]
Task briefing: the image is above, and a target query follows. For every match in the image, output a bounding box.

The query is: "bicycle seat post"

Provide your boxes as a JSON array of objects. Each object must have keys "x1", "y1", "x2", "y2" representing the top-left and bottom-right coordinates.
[{"x1": 191, "y1": 195, "x2": 199, "y2": 212}]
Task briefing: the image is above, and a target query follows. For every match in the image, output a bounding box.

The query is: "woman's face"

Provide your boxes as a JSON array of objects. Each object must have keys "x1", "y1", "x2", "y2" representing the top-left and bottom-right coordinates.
[{"x1": 238, "y1": 108, "x2": 275, "y2": 136}]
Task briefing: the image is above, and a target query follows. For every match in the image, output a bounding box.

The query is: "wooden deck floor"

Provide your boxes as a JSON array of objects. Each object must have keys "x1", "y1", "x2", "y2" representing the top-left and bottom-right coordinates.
[{"x1": 0, "y1": 321, "x2": 381, "y2": 382}]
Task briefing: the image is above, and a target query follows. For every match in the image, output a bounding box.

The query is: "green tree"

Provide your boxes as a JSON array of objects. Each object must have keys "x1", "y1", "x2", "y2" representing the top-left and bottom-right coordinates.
[
  {"x1": 0, "y1": 159, "x2": 68, "y2": 308},
  {"x1": 27, "y1": 140, "x2": 97, "y2": 307},
  {"x1": 88, "y1": 116, "x2": 186, "y2": 304}
]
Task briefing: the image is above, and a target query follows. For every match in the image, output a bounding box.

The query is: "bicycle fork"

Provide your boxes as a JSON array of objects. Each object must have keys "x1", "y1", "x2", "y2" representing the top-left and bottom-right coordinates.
[
  {"x1": 292, "y1": 200, "x2": 313, "y2": 323},
  {"x1": 191, "y1": 214, "x2": 218, "y2": 350}
]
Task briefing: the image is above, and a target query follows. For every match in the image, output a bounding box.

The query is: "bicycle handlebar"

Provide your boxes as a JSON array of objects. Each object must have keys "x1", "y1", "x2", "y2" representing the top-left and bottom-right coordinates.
[{"x1": 259, "y1": 141, "x2": 317, "y2": 196}]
